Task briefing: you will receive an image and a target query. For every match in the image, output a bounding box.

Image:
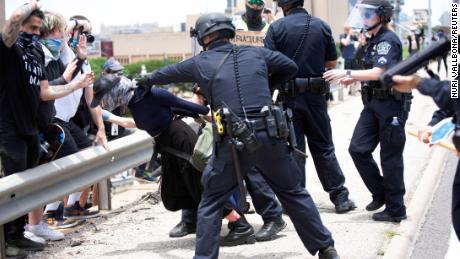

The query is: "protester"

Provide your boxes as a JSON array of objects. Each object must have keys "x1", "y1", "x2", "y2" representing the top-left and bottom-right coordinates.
[
  {"x1": 0, "y1": 1, "x2": 93, "y2": 256},
  {"x1": 50, "y1": 15, "x2": 108, "y2": 221}
]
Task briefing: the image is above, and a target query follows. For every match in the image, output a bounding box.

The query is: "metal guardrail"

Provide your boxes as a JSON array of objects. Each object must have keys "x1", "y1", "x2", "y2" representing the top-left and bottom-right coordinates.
[{"x1": 0, "y1": 130, "x2": 154, "y2": 226}]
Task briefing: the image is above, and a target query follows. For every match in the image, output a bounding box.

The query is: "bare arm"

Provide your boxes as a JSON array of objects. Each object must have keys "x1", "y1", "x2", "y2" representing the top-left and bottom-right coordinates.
[
  {"x1": 2, "y1": 1, "x2": 39, "y2": 48},
  {"x1": 40, "y1": 73, "x2": 93, "y2": 101},
  {"x1": 84, "y1": 87, "x2": 109, "y2": 150},
  {"x1": 346, "y1": 67, "x2": 384, "y2": 81},
  {"x1": 323, "y1": 67, "x2": 384, "y2": 83},
  {"x1": 108, "y1": 116, "x2": 137, "y2": 129}
]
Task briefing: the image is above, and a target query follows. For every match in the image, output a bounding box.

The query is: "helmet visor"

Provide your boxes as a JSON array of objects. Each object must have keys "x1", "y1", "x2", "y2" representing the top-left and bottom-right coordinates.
[{"x1": 345, "y1": 4, "x2": 379, "y2": 30}]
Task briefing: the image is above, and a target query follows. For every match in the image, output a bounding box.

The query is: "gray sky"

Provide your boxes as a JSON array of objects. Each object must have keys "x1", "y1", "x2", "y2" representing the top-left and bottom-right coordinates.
[{"x1": 6, "y1": 0, "x2": 452, "y2": 33}]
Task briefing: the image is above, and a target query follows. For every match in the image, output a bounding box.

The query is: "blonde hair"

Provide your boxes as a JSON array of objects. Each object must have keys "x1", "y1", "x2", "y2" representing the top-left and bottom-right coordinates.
[{"x1": 40, "y1": 11, "x2": 67, "y2": 37}]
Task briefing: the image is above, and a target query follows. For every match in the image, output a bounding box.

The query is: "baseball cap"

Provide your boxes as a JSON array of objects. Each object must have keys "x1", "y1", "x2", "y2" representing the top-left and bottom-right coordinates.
[{"x1": 103, "y1": 57, "x2": 124, "y2": 73}]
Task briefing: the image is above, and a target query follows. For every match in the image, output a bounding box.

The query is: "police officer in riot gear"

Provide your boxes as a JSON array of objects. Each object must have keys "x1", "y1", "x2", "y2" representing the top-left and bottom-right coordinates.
[
  {"x1": 324, "y1": 0, "x2": 411, "y2": 222},
  {"x1": 265, "y1": 0, "x2": 355, "y2": 214},
  {"x1": 139, "y1": 12, "x2": 339, "y2": 259}
]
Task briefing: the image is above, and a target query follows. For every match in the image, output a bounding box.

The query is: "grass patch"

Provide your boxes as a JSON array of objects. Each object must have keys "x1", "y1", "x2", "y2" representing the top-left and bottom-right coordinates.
[{"x1": 385, "y1": 229, "x2": 400, "y2": 238}]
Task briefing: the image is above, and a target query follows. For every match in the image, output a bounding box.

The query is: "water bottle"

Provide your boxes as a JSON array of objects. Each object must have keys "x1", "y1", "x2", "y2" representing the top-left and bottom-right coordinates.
[{"x1": 391, "y1": 116, "x2": 400, "y2": 126}]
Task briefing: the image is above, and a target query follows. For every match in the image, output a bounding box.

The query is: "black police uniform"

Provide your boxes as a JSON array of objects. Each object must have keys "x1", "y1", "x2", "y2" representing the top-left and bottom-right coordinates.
[
  {"x1": 235, "y1": 5, "x2": 285, "y2": 233},
  {"x1": 348, "y1": 26, "x2": 410, "y2": 218},
  {"x1": 264, "y1": 8, "x2": 351, "y2": 206},
  {"x1": 417, "y1": 79, "x2": 460, "y2": 240},
  {"x1": 146, "y1": 40, "x2": 334, "y2": 259}
]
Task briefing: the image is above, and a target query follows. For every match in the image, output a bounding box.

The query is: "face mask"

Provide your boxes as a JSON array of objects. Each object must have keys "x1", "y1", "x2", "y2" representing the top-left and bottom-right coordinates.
[
  {"x1": 245, "y1": 5, "x2": 264, "y2": 28},
  {"x1": 41, "y1": 38, "x2": 64, "y2": 59},
  {"x1": 17, "y1": 32, "x2": 40, "y2": 48}
]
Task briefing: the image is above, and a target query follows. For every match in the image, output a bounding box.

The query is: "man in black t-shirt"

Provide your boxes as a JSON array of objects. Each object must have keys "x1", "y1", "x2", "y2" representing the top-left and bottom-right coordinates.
[{"x1": 0, "y1": 1, "x2": 93, "y2": 254}]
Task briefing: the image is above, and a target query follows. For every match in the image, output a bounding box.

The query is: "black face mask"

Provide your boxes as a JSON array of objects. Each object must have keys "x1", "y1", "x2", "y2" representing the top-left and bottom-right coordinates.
[
  {"x1": 17, "y1": 32, "x2": 40, "y2": 48},
  {"x1": 245, "y1": 5, "x2": 263, "y2": 29}
]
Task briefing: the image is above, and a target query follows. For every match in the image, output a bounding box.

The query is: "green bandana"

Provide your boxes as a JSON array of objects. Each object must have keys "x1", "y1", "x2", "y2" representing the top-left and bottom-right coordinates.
[{"x1": 248, "y1": 0, "x2": 264, "y2": 6}]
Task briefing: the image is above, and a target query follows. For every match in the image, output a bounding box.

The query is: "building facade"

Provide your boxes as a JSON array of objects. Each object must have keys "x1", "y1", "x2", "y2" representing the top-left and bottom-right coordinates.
[
  {"x1": 110, "y1": 0, "x2": 350, "y2": 64},
  {"x1": 0, "y1": 0, "x2": 5, "y2": 30}
]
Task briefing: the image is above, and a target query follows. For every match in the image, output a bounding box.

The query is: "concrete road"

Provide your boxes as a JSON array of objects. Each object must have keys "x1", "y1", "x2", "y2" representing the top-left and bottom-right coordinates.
[
  {"x1": 411, "y1": 154, "x2": 459, "y2": 259},
  {"x1": 31, "y1": 88, "x2": 442, "y2": 259}
]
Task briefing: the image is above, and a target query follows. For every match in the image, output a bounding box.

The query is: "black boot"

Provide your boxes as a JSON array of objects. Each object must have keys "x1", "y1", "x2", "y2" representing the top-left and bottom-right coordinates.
[
  {"x1": 255, "y1": 217, "x2": 286, "y2": 241},
  {"x1": 319, "y1": 246, "x2": 340, "y2": 259},
  {"x1": 169, "y1": 221, "x2": 196, "y2": 238},
  {"x1": 220, "y1": 216, "x2": 256, "y2": 246},
  {"x1": 335, "y1": 199, "x2": 357, "y2": 214},
  {"x1": 372, "y1": 210, "x2": 407, "y2": 223},
  {"x1": 365, "y1": 200, "x2": 385, "y2": 211}
]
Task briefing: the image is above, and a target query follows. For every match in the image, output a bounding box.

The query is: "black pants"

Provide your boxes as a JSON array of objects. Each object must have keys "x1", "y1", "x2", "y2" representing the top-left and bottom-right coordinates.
[
  {"x1": 195, "y1": 131, "x2": 333, "y2": 258},
  {"x1": 453, "y1": 162, "x2": 460, "y2": 241},
  {"x1": 349, "y1": 98, "x2": 409, "y2": 216},
  {"x1": 292, "y1": 92, "x2": 350, "y2": 205},
  {"x1": 437, "y1": 53, "x2": 448, "y2": 75},
  {"x1": 0, "y1": 130, "x2": 39, "y2": 241},
  {"x1": 53, "y1": 119, "x2": 92, "y2": 159},
  {"x1": 156, "y1": 119, "x2": 202, "y2": 212}
]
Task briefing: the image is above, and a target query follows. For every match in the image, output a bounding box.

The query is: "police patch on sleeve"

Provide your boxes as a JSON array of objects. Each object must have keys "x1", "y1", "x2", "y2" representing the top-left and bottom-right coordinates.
[
  {"x1": 377, "y1": 41, "x2": 392, "y2": 55},
  {"x1": 377, "y1": 57, "x2": 388, "y2": 66}
]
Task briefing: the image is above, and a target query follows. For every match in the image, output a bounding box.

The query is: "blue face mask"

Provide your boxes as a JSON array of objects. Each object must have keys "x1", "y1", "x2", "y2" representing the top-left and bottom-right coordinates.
[{"x1": 41, "y1": 38, "x2": 64, "y2": 59}]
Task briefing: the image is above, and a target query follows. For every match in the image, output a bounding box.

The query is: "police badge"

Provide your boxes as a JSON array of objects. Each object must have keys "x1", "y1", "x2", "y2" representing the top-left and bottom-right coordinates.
[{"x1": 377, "y1": 41, "x2": 391, "y2": 55}]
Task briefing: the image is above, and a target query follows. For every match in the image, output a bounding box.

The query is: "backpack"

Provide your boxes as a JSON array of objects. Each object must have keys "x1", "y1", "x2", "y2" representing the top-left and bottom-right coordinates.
[{"x1": 189, "y1": 122, "x2": 213, "y2": 172}]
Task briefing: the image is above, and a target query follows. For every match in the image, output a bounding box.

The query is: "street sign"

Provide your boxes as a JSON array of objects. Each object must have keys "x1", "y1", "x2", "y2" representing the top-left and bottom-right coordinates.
[{"x1": 413, "y1": 9, "x2": 429, "y2": 25}]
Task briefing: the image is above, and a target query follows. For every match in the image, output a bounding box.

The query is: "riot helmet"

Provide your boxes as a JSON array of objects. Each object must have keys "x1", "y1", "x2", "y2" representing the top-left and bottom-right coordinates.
[
  {"x1": 190, "y1": 13, "x2": 236, "y2": 47},
  {"x1": 346, "y1": 0, "x2": 394, "y2": 31}
]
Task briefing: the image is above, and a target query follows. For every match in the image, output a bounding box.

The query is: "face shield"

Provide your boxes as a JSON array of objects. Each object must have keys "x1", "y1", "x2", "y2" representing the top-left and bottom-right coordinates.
[
  {"x1": 191, "y1": 35, "x2": 203, "y2": 56},
  {"x1": 345, "y1": 4, "x2": 380, "y2": 30}
]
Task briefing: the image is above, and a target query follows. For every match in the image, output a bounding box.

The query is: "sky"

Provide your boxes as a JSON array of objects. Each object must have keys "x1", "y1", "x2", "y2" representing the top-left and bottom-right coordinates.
[{"x1": 5, "y1": 0, "x2": 453, "y2": 33}]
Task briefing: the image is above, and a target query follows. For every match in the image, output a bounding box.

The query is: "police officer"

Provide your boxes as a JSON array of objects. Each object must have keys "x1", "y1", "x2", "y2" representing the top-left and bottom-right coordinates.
[
  {"x1": 392, "y1": 75, "x2": 460, "y2": 239},
  {"x1": 232, "y1": 0, "x2": 287, "y2": 243},
  {"x1": 235, "y1": 0, "x2": 270, "y2": 32},
  {"x1": 139, "y1": 12, "x2": 339, "y2": 259},
  {"x1": 265, "y1": 0, "x2": 355, "y2": 214},
  {"x1": 324, "y1": 0, "x2": 411, "y2": 222}
]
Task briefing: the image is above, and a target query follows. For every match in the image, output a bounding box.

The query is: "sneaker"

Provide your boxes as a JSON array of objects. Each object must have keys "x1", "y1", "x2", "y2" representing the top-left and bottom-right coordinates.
[
  {"x1": 7, "y1": 236, "x2": 45, "y2": 251},
  {"x1": 5, "y1": 245, "x2": 28, "y2": 259},
  {"x1": 25, "y1": 222, "x2": 65, "y2": 241},
  {"x1": 46, "y1": 216, "x2": 83, "y2": 229},
  {"x1": 45, "y1": 204, "x2": 84, "y2": 229},
  {"x1": 23, "y1": 231, "x2": 46, "y2": 245},
  {"x1": 64, "y1": 202, "x2": 99, "y2": 219}
]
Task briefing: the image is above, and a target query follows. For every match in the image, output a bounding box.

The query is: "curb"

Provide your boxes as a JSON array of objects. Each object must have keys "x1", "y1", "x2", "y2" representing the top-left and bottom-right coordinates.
[{"x1": 383, "y1": 146, "x2": 450, "y2": 259}]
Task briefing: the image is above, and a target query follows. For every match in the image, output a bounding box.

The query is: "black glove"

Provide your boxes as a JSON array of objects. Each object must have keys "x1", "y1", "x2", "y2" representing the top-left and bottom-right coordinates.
[{"x1": 136, "y1": 76, "x2": 153, "y2": 97}]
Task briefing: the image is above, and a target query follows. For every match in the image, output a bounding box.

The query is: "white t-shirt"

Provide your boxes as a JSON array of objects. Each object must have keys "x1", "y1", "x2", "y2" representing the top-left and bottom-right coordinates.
[{"x1": 54, "y1": 44, "x2": 93, "y2": 122}]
